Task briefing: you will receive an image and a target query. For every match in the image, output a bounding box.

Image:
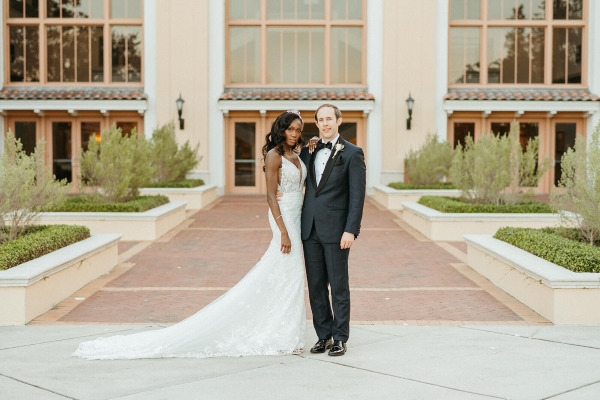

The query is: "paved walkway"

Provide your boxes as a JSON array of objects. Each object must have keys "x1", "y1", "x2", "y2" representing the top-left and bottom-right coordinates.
[{"x1": 31, "y1": 195, "x2": 548, "y2": 326}]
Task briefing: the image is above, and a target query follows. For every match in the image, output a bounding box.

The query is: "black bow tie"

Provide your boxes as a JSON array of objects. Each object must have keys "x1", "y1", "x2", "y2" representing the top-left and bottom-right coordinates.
[{"x1": 315, "y1": 141, "x2": 333, "y2": 152}]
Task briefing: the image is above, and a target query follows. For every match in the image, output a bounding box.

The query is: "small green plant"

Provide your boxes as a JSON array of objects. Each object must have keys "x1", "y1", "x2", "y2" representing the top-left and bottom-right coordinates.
[
  {"x1": 450, "y1": 121, "x2": 551, "y2": 205},
  {"x1": 0, "y1": 131, "x2": 70, "y2": 244},
  {"x1": 551, "y1": 122, "x2": 600, "y2": 246},
  {"x1": 150, "y1": 122, "x2": 200, "y2": 184},
  {"x1": 404, "y1": 133, "x2": 454, "y2": 185},
  {"x1": 79, "y1": 126, "x2": 154, "y2": 202},
  {"x1": 418, "y1": 196, "x2": 552, "y2": 213}
]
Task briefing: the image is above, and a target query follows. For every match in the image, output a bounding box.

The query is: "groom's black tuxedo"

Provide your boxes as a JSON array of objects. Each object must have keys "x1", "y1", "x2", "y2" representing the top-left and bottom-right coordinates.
[{"x1": 300, "y1": 136, "x2": 366, "y2": 343}]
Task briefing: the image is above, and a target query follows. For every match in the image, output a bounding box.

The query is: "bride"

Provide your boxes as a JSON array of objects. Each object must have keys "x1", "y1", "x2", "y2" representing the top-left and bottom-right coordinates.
[{"x1": 73, "y1": 111, "x2": 308, "y2": 360}]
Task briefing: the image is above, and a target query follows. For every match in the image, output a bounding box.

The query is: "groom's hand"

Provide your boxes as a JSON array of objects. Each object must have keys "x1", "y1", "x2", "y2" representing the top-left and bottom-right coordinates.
[
  {"x1": 340, "y1": 232, "x2": 354, "y2": 249},
  {"x1": 276, "y1": 191, "x2": 283, "y2": 201}
]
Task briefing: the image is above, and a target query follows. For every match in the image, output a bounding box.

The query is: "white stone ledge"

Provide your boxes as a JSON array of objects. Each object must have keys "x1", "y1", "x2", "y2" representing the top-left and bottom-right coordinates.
[
  {"x1": 36, "y1": 201, "x2": 187, "y2": 241},
  {"x1": 139, "y1": 184, "x2": 218, "y2": 210},
  {"x1": 466, "y1": 234, "x2": 600, "y2": 324},
  {"x1": 372, "y1": 185, "x2": 460, "y2": 210},
  {"x1": 401, "y1": 202, "x2": 560, "y2": 241},
  {"x1": 0, "y1": 234, "x2": 121, "y2": 325}
]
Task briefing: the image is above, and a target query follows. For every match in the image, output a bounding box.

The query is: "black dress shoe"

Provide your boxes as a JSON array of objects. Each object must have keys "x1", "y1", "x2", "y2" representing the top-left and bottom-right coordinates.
[
  {"x1": 328, "y1": 340, "x2": 347, "y2": 356},
  {"x1": 310, "y1": 338, "x2": 333, "y2": 354}
]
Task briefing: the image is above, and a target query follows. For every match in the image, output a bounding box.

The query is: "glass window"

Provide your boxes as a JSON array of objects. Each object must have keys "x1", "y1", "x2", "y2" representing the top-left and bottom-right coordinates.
[
  {"x1": 10, "y1": 0, "x2": 40, "y2": 18},
  {"x1": 15, "y1": 122, "x2": 37, "y2": 155},
  {"x1": 331, "y1": 0, "x2": 361, "y2": 20},
  {"x1": 267, "y1": 27, "x2": 324, "y2": 84},
  {"x1": 230, "y1": 27, "x2": 260, "y2": 84},
  {"x1": 450, "y1": 0, "x2": 480, "y2": 20},
  {"x1": 111, "y1": 0, "x2": 141, "y2": 19},
  {"x1": 552, "y1": 28, "x2": 582, "y2": 83},
  {"x1": 234, "y1": 123, "x2": 256, "y2": 187},
  {"x1": 9, "y1": 26, "x2": 40, "y2": 82},
  {"x1": 554, "y1": 123, "x2": 577, "y2": 185},
  {"x1": 487, "y1": 27, "x2": 544, "y2": 84},
  {"x1": 81, "y1": 122, "x2": 101, "y2": 151},
  {"x1": 553, "y1": 0, "x2": 583, "y2": 20},
  {"x1": 112, "y1": 26, "x2": 142, "y2": 82},
  {"x1": 230, "y1": 0, "x2": 260, "y2": 19},
  {"x1": 116, "y1": 121, "x2": 137, "y2": 135},
  {"x1": 488, "y1": 0, "x2": 545, "y2": 20},
  {"x1": 268, "y1": 0, "x2": 325, "y2": 19},
  {"x1": 331, "y1": 27, "x2": 362, "y2": 84},
  {"x1": 491, "y1": 122, "x2": 511, "y2": 136},
  {"x1": 48, "y1": 0, "x2": 103, "y2": 18},
  {"x1": 449, "y1": 27, "x2": 480, "y2": 84},
  {"x1": 47, "y1": 26, "x2": 103, "y2": 82},
  {"x1": 453, "y1": 123, "x2": 475, "y2": 148}
]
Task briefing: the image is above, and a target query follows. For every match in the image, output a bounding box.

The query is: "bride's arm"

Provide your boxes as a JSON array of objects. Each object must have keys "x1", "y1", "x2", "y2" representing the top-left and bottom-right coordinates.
[{"x1": 265, "y1": 150, "x2": 292, "y2": 254}]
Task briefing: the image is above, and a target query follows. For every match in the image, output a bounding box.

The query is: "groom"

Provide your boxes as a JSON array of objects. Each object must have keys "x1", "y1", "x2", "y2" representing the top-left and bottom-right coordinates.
[{"x1": 299, "y1": 104, "x2": 366, "y2": 356}]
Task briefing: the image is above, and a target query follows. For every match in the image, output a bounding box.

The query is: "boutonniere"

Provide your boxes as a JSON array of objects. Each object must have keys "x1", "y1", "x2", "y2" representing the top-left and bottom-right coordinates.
[{"x1": 332, "y1": 143, "x2": 345, "y2": 159}]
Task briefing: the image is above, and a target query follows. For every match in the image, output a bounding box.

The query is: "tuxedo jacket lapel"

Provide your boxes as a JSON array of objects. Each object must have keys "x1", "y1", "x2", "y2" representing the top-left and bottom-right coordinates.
[
  {"x1": 309, "y1": 148, "x2": 318, "y2": 192},
  {"x1": 315, "y1": 137, "x2": 345, "y2": 195}
]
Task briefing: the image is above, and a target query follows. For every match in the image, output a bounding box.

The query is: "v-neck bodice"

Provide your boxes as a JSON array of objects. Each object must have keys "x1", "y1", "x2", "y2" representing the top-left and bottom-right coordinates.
[{"x1": 278, "y1": 156, "x2": 306, "y2": 194}]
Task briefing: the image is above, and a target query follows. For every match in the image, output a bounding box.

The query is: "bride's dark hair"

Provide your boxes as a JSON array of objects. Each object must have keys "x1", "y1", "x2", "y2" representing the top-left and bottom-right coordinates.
[{"x1": 262, "y1": 111, "x2": 304, "y2": 171}]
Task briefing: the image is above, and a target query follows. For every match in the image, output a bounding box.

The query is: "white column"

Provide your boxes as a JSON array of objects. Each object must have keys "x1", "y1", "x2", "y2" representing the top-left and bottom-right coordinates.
[
  {"x1": 588, "y1": 0, "x2": 600, "y2": 139},
  {"x1": 366, "y1": 0, "x2": 383, "y2": 193},
  {"x1": 143, "y1": 0, "x2": 157, "y2": 138},
  {"x1": 0, "y1": 2, "x2": 4, "y2": 151},
  {"x1": 208, "y1": 0, "x2": 226, "y2": 194},
  {"x1": 434, "y1": 0, "x2": 449, "y2": 141}
]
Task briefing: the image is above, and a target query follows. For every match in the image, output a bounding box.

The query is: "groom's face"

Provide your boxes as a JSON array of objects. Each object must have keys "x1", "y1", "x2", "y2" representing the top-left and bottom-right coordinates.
[{"x1": 316, "y1": 107, "x2": 342, "y2": 142}]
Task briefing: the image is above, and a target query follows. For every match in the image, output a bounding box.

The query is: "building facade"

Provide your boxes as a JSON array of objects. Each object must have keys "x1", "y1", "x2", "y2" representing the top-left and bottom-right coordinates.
[{"x1": 1, "y1": 0, "x2": 599, "y2": 195}]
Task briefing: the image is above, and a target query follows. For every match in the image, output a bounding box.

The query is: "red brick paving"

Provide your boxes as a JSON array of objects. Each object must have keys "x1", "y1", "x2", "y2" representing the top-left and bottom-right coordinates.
[{"x1": 56, "y1": 196, "x2": 527, "y2": 324}]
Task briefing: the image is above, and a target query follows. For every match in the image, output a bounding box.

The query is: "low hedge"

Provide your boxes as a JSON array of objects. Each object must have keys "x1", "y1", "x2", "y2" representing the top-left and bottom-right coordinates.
[
  {"x1": 47, "y1": 195, "x2": 169, "y2": 212},
  {"x1": 388, "y1": 182, "x2": 455, "y2": 190},
  {"x1": 418, "y1": 196, "x2": 554, "y2": 213},
  {"x1": 494, "y1": 227, "x2": 600, "y2": 273},
  {"x1": 146, "y1": 179, "x2": 205, "y2": 188},
  {"x1": 0, "y1": 225, "x2": 91, "y2": 270}
]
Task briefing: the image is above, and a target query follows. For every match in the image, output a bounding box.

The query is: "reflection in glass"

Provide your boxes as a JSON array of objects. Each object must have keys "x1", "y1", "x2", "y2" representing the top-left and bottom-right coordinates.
[
  {"x1": 453, "y1": 123, "x2": 474, "y2": 149},
  {"x1": 268, "y1": 27, "x2": 324, "y2": 84},
  {"x1": 491, "y1": 122, "x2": 511, "y2": 137},
  {"x1": 339, "y1": 123, "x2": 357, "y2": 145},
  {"x1": 77, "y1": 26, "x2": 89, "y2": 81},
  {"x1": 62, "y1": 0, "x2": 74, "y2": 18},
  {"x1": 62, "y1": 26, "x2": 75, "y2": 81},
  {"x1": 554, "y1": 123, "x2": 576, "y2": 185},
  {"x1": 15, "y1": 122, "x2": 37, "y2": 156},
  {"x1": 10, "y1": 0, "x2": 24, "y2": 18},
  {"x1": 489, "y1": 0, "x2": 545, "y2": 19},
  {"x1": 81, "y1": 122, "x2": 101, "y2": 152},
  {"x1": 332, "y1": 0, "x2": 362, "y2": 20},
  {"x1": 552, "y1": 28, "x2": 582, "y2": 83},
  {"x1": 331, "y1": 27, "x2": 362, "y2": 84},
  {"x1": 91, "y1": 27, "x2": 104, "y2": 81},
  {"x1": 47, "y1": 0, "x2": 60, "y2": 17},
  {"x1": 112, "y1": 26, "x2": 142, "y2": 82},
  {"x1": 9, "y1": 26, "x2": 39, "y2": 82},
  {"x1": 230, "y1": 0, "x2": 260, "y2": 19},
  {"x1": 449, "y1": 28, "x2": 480, "y2": 84},
  {"x1": 230, "y1": 27, "x2": 260, "y2": 83},
  {"x1": 553, "y1": 0, "x2": 582, "y2": 20},
  {"x1": 519, "y1": 123, "x2": 538, "y2": 150},
  {"x1": 47, "y1": 26, "x2": 61, "y2": 81},
  {"x1": 234, "y1": 123, "x2": 256, "y2": 187},
  {"x1": 111, "y1": 0, "x2": 141, "y2": 18},
  {"x1": 52, "y1": 122, "x2": 73, "y2": 183},
  {"x1": 25, "y1": 26, "x2": 40, "y2": 82},
  {"x1": 268, "y1": 0, "x2": 324, "y2": 19},
  {"x1": 488, "y1": 27, "x2": 544, "y2": 84},
  {"x1": 9, "y1": 27, "x2": 24, "y2": 82},
  {"x1": 76, "y1": 0, "x2": 104, "y2": 18},
  {"x1": 450, "y1": 0, "x2": 480, "y2": 19}
]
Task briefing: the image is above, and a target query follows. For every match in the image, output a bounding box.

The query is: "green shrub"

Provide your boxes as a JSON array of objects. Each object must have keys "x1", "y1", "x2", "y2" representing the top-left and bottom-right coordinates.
[
  {"x1": 150, "y1": 122, "x2": 200, "y2": 183},
  {"x1": 540, "y1": 227, "x2": 600, "y2": 246},
  {"x1": 388, "y1": 182, "x2": 455, "y2": 190},
  {"x1": 79, "y1": 126, "x2": 154, "y2": 202},
  {"x1": 146, "y1": 179, "x2": 205, "y2": 188},
  {"x1": 450, "y1": 121, "x2": 551, "y2": 205},
  {"x1": 46, "y1": 195, "x2": 169, "y2": 212},
  {"x1": 494, "y1": 227, "x2": 600, "y2": 273},
  {"x1": 418, "y1": 196, "x2": 553, "y2": 213},
  {"x1": 404, "y1": 133, "x2": 454, "y2": 185},
  {"x1": 551, "y1": 122, "x2": 600, "y2": 246},
  {"x1": 0, "y1": 225, "x2": 90, "y2": 270},
  {"x1": 0, "y1": 131, "x2": 70, "y2": 244}
]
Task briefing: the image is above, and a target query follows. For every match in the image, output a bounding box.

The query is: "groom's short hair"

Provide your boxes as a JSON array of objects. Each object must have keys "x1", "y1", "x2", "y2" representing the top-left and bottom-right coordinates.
[{"x1": 314, "y1": 104, "x2": 342, "y2": 121}]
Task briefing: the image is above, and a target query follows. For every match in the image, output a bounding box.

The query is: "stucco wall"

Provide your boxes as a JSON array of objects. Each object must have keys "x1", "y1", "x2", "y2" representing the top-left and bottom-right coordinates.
[
  {"x1": 381, "y1": 0, "x2": 438, "y2": 183},
  {"x1": 155, "y1": 0, "x2": 210, "y2": 172}
]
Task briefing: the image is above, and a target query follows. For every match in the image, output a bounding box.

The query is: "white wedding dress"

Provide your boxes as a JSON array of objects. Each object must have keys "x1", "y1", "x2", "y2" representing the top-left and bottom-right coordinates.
[{"x1": 73, "y1": 157, "x2": 307, "y2": 360}]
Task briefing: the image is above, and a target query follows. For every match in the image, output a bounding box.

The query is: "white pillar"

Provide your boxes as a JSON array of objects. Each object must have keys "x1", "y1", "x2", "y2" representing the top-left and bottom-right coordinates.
[
  {"x1": 588, "y1": 0, "x2": 600, "y2": 140},
  {"x1": 434, "y1": 0, "x2": 449, "y2": 141},
  {"x1": 0, "y1": 2, "x2": 4, "y2": 151},
  {"x1": 366, "y1": 0, "x2": 383, "y2": 193},
  {"x1": 208, "y1": 0, "x2": 226, "y2": 194},
  {"x1": 143, "y1": 0, "x2": 157, "y2": 138}
]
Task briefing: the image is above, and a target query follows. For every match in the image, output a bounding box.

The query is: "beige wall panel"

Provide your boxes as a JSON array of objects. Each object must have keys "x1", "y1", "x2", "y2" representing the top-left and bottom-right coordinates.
[
  {"x1": 156, "y1": 0, "x2": 210, "y2": 170},
  {"x1": 381, "y1": 0, "x2": 437, "y2": 176}
]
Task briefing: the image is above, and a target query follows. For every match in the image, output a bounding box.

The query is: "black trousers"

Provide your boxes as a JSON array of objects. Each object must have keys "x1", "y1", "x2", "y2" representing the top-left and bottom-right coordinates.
[{"x1": 303, "y1": 222, "x2": 351, "y2": 342}]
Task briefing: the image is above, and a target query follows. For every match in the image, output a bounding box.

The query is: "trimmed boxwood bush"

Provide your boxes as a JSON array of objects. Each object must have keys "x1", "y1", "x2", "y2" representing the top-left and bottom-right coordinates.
[
  {"x1": 388, "y1": 182, "x2": 455, "y2": 190},
  {"x1": 494, "y1": 227, "x2": 600, "y2": 273},
  {"x1": 145, "y1": 179, "x2": 205, "y2": 189},
  {"x1": 46, "y1": 195, "x2": 169, "y2": 212},
  {"x1": 418, "y1": 196, "x2": 553, "y2": 213},
  {"x1": 0, "y1": 225, "x2": 90, "y2": 270}
]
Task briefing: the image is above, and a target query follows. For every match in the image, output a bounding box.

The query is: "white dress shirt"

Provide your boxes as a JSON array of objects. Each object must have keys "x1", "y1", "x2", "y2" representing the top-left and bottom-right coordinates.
[{"x1": 315, "y1": 135, "x2": 339, "y2": 186}]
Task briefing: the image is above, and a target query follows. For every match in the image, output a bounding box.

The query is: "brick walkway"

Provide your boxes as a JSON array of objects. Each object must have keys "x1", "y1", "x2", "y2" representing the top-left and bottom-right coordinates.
[{"x1": 31, "y1": 196, "x2": 549, "y2": 326}]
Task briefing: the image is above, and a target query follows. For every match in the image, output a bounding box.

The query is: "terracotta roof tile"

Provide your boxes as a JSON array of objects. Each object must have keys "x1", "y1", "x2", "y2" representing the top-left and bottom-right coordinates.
[
  {"x1": 0, "y1": 88, "x2": 147, "y2": 101},
  {"x1": 219, "y1": 88, "x2": 375, "y2": 101},
  {"x1": 444, "y1": 88, "x2": 600, "y2": 102}
]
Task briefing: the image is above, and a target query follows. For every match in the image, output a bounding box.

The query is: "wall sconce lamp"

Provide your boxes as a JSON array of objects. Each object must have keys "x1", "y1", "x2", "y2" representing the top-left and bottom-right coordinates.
[
  {"x1": 406, "y1": 93, "x2": 414, "y2": 130},
  {"x1": 176, "y1": 94, "x2": 185, "y2": 130}
]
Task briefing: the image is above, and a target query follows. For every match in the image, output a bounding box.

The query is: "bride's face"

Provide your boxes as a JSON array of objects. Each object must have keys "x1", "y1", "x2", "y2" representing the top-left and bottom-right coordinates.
[{"x1": 284, "y1": 119, "x2": 303, "y2": 149}]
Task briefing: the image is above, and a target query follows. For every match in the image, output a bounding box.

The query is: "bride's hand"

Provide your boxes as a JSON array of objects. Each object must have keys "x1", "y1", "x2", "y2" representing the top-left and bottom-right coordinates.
[
  {"x1": 281, "y1": 232, "x2": 291, "y2": 254},
  {"x1": 307, "y1": 136, "x2": 319, "y2": 154}
]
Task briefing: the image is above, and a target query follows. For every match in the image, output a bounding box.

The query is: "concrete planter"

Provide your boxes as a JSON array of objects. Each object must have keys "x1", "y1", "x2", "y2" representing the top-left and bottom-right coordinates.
[
  {"x1": 0, "y1": 234, "x2": 120, "y2": 325},
  {"x1": 402, "y1": 202, "x2": 559, "y2": 241},
  {"x1": 466, "y1": 235, "x2": 600, "y2": 324},
  {"x1": 372, "y1": 185, "x2": 460, "y2": 210},
  {"x1": 139, "y1": 184, "x2": 217, "y2": 210},
  {"x1": 35, "y1": 201, "x2": 187, "y2": 241}
]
